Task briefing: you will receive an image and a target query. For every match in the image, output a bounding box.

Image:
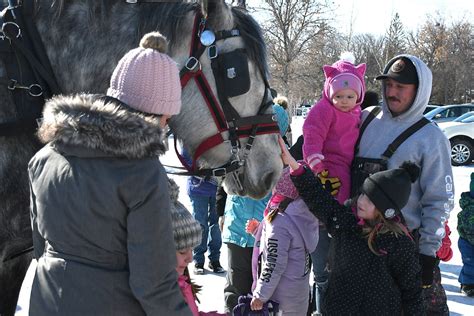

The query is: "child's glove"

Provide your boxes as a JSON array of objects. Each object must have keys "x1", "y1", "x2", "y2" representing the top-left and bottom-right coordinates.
[
  {"x1": 436, "y1": 222, "x2": 453, "y2": 262},
  {"x1": 317, "y1": 170, "x2": 341, "y2": 196},
  {"x1": 245, "y1": 218, "x2": 260, "y2": 236},
  {"x1": 419, "y1": 253, "x2": 437, "y2": 287}
]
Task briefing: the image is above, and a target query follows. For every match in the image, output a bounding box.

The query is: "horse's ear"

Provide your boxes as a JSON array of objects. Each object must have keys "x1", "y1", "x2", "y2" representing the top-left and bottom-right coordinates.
[
  {"x1": 200, "y1": 0, "x2": 208, "y2": 17},
  {"x1": 231, "y1": 0, "x2": 246, "y2": 9},
  {"x1": 203, "y1": 0, "x2": 232, "y2": 26}
]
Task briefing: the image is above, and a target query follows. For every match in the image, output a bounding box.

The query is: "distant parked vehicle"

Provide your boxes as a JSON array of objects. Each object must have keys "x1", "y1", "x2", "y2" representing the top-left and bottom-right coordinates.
[
  {"x1": 436, "y1": 111, "x2": 474, "y2": 129},
  {"x1": 423, "y1": 104, "x2": 441, "y2": 114},
  {"x1": 439, "y1": 115, "x2": 474, "y2": 165},
  {"x1": 424, "y1": 103, "x2": 474, "y2": 123},
  {"x1": 453, "y1": 111, "x2": 474, "y2": 122},
  {"x1": 295, "y1": 104, "x2": 312, "y2": 117}
]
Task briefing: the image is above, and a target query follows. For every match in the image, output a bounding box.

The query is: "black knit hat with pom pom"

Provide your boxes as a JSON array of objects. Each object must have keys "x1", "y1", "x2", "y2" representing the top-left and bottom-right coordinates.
[{"x1": 362, "y1": 161, "x2": 420, "y2": 219}]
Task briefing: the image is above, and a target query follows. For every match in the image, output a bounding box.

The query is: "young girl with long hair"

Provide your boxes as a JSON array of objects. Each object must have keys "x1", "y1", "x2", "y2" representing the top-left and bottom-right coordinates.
[{"x1": 279, "y1": 138, "x2": 424, "y2": 315}]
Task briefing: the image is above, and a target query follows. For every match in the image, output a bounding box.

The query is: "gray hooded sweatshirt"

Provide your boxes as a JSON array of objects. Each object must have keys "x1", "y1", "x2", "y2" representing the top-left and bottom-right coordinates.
[{"x1": 357, "y1": 54, "x2": 454, "y2": 257}]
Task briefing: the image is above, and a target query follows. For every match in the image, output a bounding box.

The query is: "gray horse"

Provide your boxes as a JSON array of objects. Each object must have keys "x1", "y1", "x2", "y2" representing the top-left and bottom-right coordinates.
[{"x1": 0, "y1": 1, "x2": 282, "y2": 314}]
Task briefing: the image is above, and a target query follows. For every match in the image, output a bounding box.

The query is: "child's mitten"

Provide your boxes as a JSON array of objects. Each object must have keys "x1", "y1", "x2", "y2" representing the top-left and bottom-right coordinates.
[
  {"x1": 419, "y1": 253, "x2": 437, "y2": 287},
  {"x1": 317, "y1": 170, "x2": 341, "y2": 196},
  {"x1": 436, "y1": 222, "x2": 453, "y2": 262},
  {"x1": 245, "y1": 219, "x2": 260, "y2": 236}
]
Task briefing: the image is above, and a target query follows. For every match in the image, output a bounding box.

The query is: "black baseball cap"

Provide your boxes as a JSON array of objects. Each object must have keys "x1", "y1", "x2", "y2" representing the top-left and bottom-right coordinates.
[{"x1": 376, "y1": 57, "x2": 419, "y2": 85}]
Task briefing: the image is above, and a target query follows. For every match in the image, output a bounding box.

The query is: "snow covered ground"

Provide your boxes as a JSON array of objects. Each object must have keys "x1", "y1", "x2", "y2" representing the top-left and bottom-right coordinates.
[{"x1": 163, "y1": 116, "x2": 474, "y2": 315}]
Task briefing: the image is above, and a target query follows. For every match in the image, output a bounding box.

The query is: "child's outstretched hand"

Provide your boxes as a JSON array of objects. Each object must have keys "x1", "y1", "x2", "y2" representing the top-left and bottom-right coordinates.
[
  {"x1": 278, "y1": 136, "x2": 299, "y2": 171},
  {"x1": 245, "y1": 218, "x2": 260, "y2": 235}
]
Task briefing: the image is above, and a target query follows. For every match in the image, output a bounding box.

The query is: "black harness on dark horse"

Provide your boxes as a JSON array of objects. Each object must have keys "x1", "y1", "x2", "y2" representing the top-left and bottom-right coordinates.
[
  {"x1": 1, "y1": 0, "x2": 61, "y2": 263},
  {"x1": 0, "y1": 0, "x2": 61, "y2": 137}
]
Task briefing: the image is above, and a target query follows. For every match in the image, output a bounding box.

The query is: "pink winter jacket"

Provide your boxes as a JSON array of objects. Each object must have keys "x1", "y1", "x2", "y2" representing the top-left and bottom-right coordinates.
[
  {"x1": 303, "y1": 59, "x2": 366, "y2": 203},
  {"x1": 303, "y1": 99, "x2": 360, "y2": 203},
  {"x1": 178, "y1": 275, "x2": 225, "y2": 316}
]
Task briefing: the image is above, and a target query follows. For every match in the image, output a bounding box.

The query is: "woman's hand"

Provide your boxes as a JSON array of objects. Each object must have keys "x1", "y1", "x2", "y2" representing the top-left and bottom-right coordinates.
[
  {"x1": 250, "y1": 297, "x2": 264, "y2": 311},
  {"x1": 278, "y1": 136, "x2": 299, "y2": 171}
]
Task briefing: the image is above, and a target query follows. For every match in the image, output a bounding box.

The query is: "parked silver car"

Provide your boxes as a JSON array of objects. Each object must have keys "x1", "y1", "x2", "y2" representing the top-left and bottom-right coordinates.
[
  {"x1": 425, "y1": 103, "x2": 474, "y2": 123},
  {"x1": 439, "y1": 115, "x2": 474, "y2": 165},
  {"x1": 423, "y1": 104, "x2": 441, "y2": 114}
]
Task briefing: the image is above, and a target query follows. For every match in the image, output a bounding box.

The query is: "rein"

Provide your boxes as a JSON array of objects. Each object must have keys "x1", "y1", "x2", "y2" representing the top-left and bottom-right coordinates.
[
  {"x1": 0, "y1": 0, "x2": 61, "y2": 262},
  {"x1": 172, "y1": 10, "x2": 279, "y2": 180}
]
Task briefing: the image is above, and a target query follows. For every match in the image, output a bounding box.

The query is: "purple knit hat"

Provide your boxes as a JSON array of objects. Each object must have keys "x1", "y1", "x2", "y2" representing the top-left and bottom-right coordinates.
[
  {"x1": 328, "y1": 73, "x2": 363, "y2": 100},
  {"x1": 107, "y1": 32, "x2": 181, "y2": 115}
]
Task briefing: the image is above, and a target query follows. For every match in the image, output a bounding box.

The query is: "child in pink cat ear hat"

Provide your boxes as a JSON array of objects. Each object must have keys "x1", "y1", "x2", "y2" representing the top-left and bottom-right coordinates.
[
  {"x1": 299, "y1": 53, "x2": 366, "y2": 315},
  {"x1": 303, "y1": 52, "x2": 366, "y2": 205}
]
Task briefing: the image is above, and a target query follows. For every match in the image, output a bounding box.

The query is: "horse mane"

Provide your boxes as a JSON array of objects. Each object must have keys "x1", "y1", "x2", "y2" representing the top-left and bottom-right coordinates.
[
  {"x1": 45, "y1": 0, "x2": 267, "y2": 77},
  {"x1": 231, "y1": 6, "x2": 269, "y2": 78}
]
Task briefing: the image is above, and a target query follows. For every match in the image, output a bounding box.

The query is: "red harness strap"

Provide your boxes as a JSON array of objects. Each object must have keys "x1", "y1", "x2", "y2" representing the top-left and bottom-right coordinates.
[{"x1": 177, "y1": 11, "x2": 279, "y2": 175}]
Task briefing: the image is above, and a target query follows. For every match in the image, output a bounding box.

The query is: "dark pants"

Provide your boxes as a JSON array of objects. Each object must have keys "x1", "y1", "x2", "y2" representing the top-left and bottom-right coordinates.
[
  {"x1": 310, "y1": 226, "x2": 331, "y2": 314},
  {"x1": 423, "y1": 265, "x2": 449, "y2": 316},
  {"x1": 412, "y1": 230, "x2": 449, "y2": 315},
  {"x1": 224, "y1": 243, "x2": 254, "y2": 314},
  {"x1": 190, "y1": 194, "x2": 221, "y2": 264},
  {"x1": 458, "y1": 237, "x2": 474, "y2": 285}
]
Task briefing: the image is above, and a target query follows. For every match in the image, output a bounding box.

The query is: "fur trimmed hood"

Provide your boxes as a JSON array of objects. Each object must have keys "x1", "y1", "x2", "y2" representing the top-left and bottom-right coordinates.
[{"x1": 38, "y1": 94, "x2": 167, "y2": 159}]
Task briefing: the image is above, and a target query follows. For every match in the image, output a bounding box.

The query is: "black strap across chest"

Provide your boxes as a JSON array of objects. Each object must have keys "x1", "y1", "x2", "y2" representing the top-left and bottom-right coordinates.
[
  {"x1": 381, "y1": 117, "x2": 430, "y2": 159},
  {"x1": 0, "y1": 0, "x2": 61, "y2": 136},
  {"x1": 355, "y1": 106, "x2": 431, "y2": 159}
]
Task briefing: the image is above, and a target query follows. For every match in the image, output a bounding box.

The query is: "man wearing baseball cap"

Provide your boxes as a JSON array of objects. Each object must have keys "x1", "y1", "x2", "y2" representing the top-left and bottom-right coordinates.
[{"x1": 353, "y1": 54, "x2": 454, "y2": 315}]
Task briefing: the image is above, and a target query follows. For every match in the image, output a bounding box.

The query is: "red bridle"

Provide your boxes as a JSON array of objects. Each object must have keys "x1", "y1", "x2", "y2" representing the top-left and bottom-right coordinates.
[{"x1": 174, "y1": 11, "x2": 279, "y2": 178}]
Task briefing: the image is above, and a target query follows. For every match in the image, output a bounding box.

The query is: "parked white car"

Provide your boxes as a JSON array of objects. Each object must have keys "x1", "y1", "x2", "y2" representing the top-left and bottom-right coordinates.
[{"x1": 439, "y1": 115, "x2": 474, "y2": 165}]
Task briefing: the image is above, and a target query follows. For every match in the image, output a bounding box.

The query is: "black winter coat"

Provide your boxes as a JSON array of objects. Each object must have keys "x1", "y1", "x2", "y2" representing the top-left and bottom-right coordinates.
[{"x1": 291, "y1": 167, "x2": 424, "y2": 315}]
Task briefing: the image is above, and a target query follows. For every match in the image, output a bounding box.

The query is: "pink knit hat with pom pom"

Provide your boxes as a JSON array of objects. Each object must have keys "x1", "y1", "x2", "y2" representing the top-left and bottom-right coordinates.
[
  {"x1": 324, "y1": 52, "x2": 366, "y2": 103},
  {"x1": 273, "y1": 165, "x2": 302, "y2": 200},
  {"x1": 107, "y1": 32, "x2": 181, "y2": 115}
]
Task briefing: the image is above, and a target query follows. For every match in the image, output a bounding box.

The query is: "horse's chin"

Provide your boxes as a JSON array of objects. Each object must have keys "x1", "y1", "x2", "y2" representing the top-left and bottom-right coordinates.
[
  {"x1": 223, "y1": 164, "x2": 282, "y2": 199},
  {"x1": 224, "y1": 180, "x2": 268, "y2": 199}
]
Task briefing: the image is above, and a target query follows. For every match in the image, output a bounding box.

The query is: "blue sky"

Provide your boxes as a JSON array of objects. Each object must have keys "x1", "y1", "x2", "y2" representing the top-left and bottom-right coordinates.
[{"x1": 247, "y1": 0, "x2": 473, "y2": 35}]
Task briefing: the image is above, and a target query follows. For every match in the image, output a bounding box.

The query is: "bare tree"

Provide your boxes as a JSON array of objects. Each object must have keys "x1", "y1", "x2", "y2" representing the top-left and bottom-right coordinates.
[
  {"x1": 384, "y1": 13, "x2": 407, "y2": 64},
  {"x1": 255, "y1": 0, "x2": 334, "y2": 102},
  {"x1": 350, "y1": 33, "x2": 385, "y2": 92},
  {"x1": 247, "y1": 1, "x2": 473, "y2": 107},
  {"x1": 444, "y1": 20, "x2": 473, "y2": 103},
  {"x1": 408, "y1": 14, "x2": 450, "y2": 103},
  {"x1": 407, "y1": 13, "x2": 472, "y2": 104}
]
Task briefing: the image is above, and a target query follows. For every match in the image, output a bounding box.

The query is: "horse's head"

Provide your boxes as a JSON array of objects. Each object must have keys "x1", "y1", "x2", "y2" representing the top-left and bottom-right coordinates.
[{"x1": 168, "y1": 0, "x2": 282, "y2": 199}]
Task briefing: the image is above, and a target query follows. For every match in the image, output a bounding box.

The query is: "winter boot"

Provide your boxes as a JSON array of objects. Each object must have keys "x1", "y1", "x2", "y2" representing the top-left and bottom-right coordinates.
[{"x1": 461, "y1": 284, "x2": 474, "y2": 297}]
